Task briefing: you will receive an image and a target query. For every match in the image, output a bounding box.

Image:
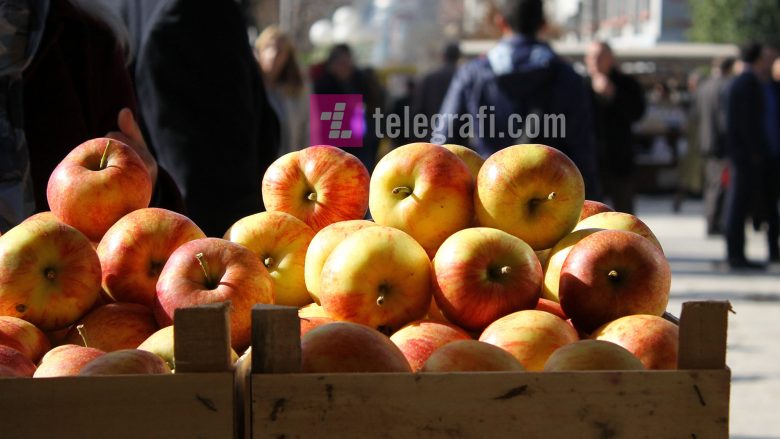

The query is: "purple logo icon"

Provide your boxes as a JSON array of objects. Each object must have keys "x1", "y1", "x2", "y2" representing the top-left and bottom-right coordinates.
[{"x1": 310, "y1": 94, "x2": 364, "y2": 147}]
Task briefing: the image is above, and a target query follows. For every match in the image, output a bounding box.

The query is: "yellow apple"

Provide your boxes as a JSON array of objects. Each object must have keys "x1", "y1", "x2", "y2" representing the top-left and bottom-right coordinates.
[
  {"x1": 574, "y1": 211, "x2": 663, "y2": 252},
  {"x1": 441, "y1": 144, "x2": 485, "y2": 181}
]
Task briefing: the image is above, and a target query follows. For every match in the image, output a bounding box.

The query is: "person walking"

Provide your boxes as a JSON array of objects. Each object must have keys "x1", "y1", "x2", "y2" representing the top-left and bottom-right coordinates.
[
  {"x1": 585, "y1": 41, "x2": 646, "y2": 214},
  {"x1": 432, "y1": 0, "x2": 599, "y2": 198},
  {"x1": 412, "y1": 42, "x2": 461, "y2": 124},
  {"x1": 723, "y1": 42, "x2": 777, "y2": 269}
]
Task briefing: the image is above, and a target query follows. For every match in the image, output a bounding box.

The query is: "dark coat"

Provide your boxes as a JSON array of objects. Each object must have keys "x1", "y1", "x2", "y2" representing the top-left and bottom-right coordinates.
[
  {"x1": 726, "y1": 70, "x2": 768, "y2": 168},
  {"x1": 413, "y1": 63, "x2": 458, "y2": 121},
  {"x1": 695, "y1": 75, "x2": 730, "y2": 158}
]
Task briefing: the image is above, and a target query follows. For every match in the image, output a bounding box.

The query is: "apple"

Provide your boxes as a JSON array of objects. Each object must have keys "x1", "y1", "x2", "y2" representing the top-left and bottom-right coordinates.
[
  {"x1": 474, "y1": 144, "x2": 585, "y2": 250},
  {"x1": 33, "y1": 345, "x2": 105, "y2": 377},
  {"x1": 78, "y1": 349, "x2": 171, "y2": 375},
  {"x1": 47, "y1": 137, "x2": 152, "y2": 241},
  {"x1": 592, "y1": 314, "x2": 679, "y2": 370},
  {"x1": 535, "y1": 298, "x2": 568, "y2": 320},
  {"x1": 319, "y1": 226, "x2": 431, "y2": 334},
  {"x1": 0, "y1": 345, "x2": 36, "y2": 377},
  {"x1": 421, "y1": 340, "x2": 525, "y2": 372},
  {"x1": 137, "y1": 325, "x2": 239, "y2": 370},
  {"x1": 541, "y1": 228, "x2": 603, "y2": 302},
  {"x1": 154, "y1": 238, "x2": 274, "y2": 351},
  {"x1": 98, "y1": 208, "x2": 205, "y2": 307},
  {"x1": 579, "y1": 200, "x2": 614, "y2": 221},
  {"x1": 369, "y1": 142, "x2": 473, "y2": 257},
  {"x1": 432, "y1": 227, "x2": 542, "y2": 332},
  {"x1": 389, "y1": 320, "x2": 471, "y2": 371},
  {"x1": 304, "y1": 219, "x2": 377, "y2": 304},
  {"x1": 300, "y1": 317, "x2": 336, "y2": 337},
  {"x1": 225, "y1": 211, "x2": 315, "y2": 307},
  {"x1": 21, "y1": 211, "x2": 59, "y2": 223},
  {"x1": 0, "y1": 316, "x2": 51, "y2": 363},
  {"x1": 0, "y1": 215, "x2": 101, "y2": 330},
  {"x1": 479, "y1": 309, "x2": 579, "y2": 371},
  {"x1": 543, "y1": 339, "x2": 645, "y2": 371},
  {"x1": 559, "y1": 230, "x2": 671, "y2": 334},
  {"x1": 63, "y1": 303, "x2": 159, "y2": 352},
  {"x1": 574, "y1": 212, "x2": 663, "y2": 252},
  {"x1": 301, "y1": 321, "x2": 411, "y2": 373},
  {"x1": 262, "y1": 145, "x2": 370, "y2": 231},
  {"x1": 536, "y1": 249, "x2": 551, "y2": 269},
  {"x1": 441, "y1": 144, "x2": 484, "y2": 181},
  {"x1": 298, "y1": 303, "x2": 330, "y2": 319},
  {"x1": 425, "y1": 297, "x2": 449, "y2": 324}
]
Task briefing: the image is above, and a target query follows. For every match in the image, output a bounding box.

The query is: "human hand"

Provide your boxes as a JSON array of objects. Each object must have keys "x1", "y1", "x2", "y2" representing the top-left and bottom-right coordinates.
[
  {"x1": 106, "y1": 108, "x2": 158, "y2": 185},
  {"x1": 592, "y1": 74, "x2": 615, "y2": 98}
]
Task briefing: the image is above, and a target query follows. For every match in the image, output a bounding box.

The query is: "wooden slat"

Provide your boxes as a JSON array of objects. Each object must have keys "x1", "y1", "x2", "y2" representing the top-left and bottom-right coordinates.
[
  {"x1": 251, "y1": 304, "x2": 300, "y2": 374},
  {"x1": 0, "y1": 373, "x2": 234, "y2": 439},
  {"x1": 235, "y1": 352, "x2": 253, "y2": 439},
  {"x1": 678, "y1": 301, "x2": 730, "y2": 369},
  {"x1": 252, "y1": 370, "x2": 730, "y2": 439},
  {"x1": 174, "y1": 302, "x2": 232, "y2": 373}
]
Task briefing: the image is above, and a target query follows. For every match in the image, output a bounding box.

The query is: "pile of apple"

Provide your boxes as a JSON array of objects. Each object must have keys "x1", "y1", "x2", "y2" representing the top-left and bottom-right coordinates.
[{"x1": 0, "y1": 138, "x2": 678, "y2": 378}]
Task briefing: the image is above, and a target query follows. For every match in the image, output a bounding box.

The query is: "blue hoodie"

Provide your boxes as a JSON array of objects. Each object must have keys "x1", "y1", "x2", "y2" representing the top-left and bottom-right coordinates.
[{"x1": 433, "y1": 35, "x2": 599, "y2": 197}]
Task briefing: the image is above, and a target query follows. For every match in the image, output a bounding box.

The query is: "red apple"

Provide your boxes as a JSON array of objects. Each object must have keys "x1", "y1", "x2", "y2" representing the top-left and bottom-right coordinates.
[
  {"x1": 479, "y1": 310, "x2": 579, "y2": 371},
  {"x1": 262, "y1": 145, "x2": 369, "y2": 231},
  {"x1": 535, "y1": 298, "x2": 568, "y2": 320},
  {"x1": 304, "y1": 219, "x2": 377, "y2": 304},
  {"x1": 62, "y1": 303, "x2": 158, "y2": 352},
  {"x1": 475, "y1": 144, "x2": 585, "y2": 250},
  {"x1": 0, "y1": 316, "x2": 50, "y2": 363},
  {"x1": 225, "y1": 211, "x2": 315, "y2": 307},
  {"x1": 592, "y1": 314, "x2": 679, "y2": 370},
  {"x1": 542, "y1": 228, "x2": 603, "y2": 302},
  {"x1": 319, "y1": 226, "x2": 431, "y2": 334},
  {"x1": 154, "y1": 238, "x2": 274, "y2": 351},
  {"x1": 543, "y1": 339, "x2": 645, "y2": 371},
  {"x1": 47, "y1": 138, "x2": 152, "y2": 241},
  {"x1": 98, "y1": 208, "x2": 205, "y2": 307},
  {"x1": 0, "y1": 345, "x2": 36, "y2": 377},
  {"x1": 574, "y1": 212, "x2": 663, "y2": 252},
  {"x1": 421, "y1": 340, "x2": 525, "y2": 372},
  {"x1": 432, "y1": 227, "x2": 542, "y2": 332},
  {"x1": 301, "y1": 322, "x2": 411, "y2": 373},
  {"x1": 579, "y1": 200, "x2": 615, "y2": 221},
  {"x1": 33, "y1": 345, "x2": 105, "y2": 377},
  {"x1": 0, "y1": 215, "x2": 101, "y2": 330},
  {"x1": 425, "y1": 297, "x2": 449, "y2": 324},
  {"x1": 78, "y1": 349, "x2": 171, "y2": 375},
  {"x1": 389, "y1": 320, "x2": 471, "y2": 371},
  {"x1": 559, "y1": 230, "x2": 671, "y2": 333},
  {"x1": 137, "y1": 326, "x2": 239, "y2": 370},
  {"x1": 369, "y1": 142, "x2": 473, "y2": 257},
  {"x1": 300, "y1": 317, "x2": 336, "y2": 337}
]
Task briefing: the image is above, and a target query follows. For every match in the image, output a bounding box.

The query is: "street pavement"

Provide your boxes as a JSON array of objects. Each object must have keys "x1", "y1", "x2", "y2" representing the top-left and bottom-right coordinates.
[{"x1": 636, "y1": 196, "x2": 780, "y2": 439}]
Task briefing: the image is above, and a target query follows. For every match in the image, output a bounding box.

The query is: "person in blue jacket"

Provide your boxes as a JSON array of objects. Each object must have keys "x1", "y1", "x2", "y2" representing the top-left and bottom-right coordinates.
[{"x1": 433, "y1": 0, "x2": 599, "y2": 198}]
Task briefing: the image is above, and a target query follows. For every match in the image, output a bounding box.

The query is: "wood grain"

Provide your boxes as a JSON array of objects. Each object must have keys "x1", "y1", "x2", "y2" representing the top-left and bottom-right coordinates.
[
  {"x1": 678, "y1": 300, "x2": 730, "y2": 370},
  {"x1": 174, "y1": 302, "x2": 232, "y2": 373},
  {"x1": 251, "y1": 304, "x2": 300, "y2": 374}
]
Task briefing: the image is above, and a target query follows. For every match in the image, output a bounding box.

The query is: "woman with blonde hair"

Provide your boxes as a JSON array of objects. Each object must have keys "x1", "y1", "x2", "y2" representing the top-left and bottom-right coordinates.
[{"x1": 255, "y1": 26, "x2": 309, "y2": 156}]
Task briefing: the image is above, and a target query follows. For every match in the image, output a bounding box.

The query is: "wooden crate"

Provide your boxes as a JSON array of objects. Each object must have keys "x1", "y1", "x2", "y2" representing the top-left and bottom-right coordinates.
[
  {"x1": 241, "y1": 301, "x2": 730, "y2": 439},
  {"x1": 0, "y1": 304, "x2": 236, "y2": 439}
]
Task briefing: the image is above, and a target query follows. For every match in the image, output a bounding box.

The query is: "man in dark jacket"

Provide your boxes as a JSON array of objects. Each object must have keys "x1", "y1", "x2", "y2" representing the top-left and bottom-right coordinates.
[
  {"x1": 433, "y1": 0, "x2": 598, "y2": 198},
  {"x1": 585, "y1": 41, "x2": 646, "y2": 214},
  {"x1": 413, "y1": 42, "x2": 461, "y2": 125},
  {"x1": 723, "y1": 42, "x2": 776, "y2": 269}
]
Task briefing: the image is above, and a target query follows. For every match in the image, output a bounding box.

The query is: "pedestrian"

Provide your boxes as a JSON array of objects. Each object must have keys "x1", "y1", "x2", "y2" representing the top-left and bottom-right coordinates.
[
  {"x1": 697, "y1": 57, "x2": 736, "y2": 236},
  {"x1": 433, "y1": 0, "x2": 599, "y2": 198},
  {"x1": 723, "y1": 42, "x2": 777, "y2": 269},
  {"x1": 585, "y1": 41, "x2": 646, "y2": 214},
  {"x1": 412, "y1": 42, "x2": 461, "y2": 125},
  {"x1": 673, "y1": 71, "x2": 704, "y2": 212},
  {"x1": 255, "y1": 26, "x2": 309, "y2": 158}
]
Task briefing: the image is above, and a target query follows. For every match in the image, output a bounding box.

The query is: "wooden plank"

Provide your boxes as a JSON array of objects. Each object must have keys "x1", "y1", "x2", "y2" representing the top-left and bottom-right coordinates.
[
  {"x1": 0, "y1": 373, "x2": 234, "y2": 439},
  {"x1": 678, "y1": 301, "x2": 730, "y2": 369},
  {"x1": 252, "y1": 370, "x2": 730, "y2": 439},
  {"x1": 251, "y1": 304, "x2": 300, "y2": 374},
  {"x1": 235, "y1": 352, "x2": 253, "y2": 439},
  {"x1": 174, "y1": 302, "x2": 232, "y2": 373}
]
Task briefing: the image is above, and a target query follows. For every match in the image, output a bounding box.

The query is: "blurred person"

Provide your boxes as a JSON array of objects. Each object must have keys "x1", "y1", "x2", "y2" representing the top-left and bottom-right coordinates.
[
  {"x1": 412, "y1": 42, "x2": 461, "y2": 123},
  {"x1": 586, "y1": 41, "x2": 646, "y2": 214},
  {"x1": 255, "y1": 26, "x2": 309, "y2": 157},
  {"x1": 102, "y1": 0, "x2": 280, "y2": 237},
  {"x1": 434, "y1": 0, "x2": 599, "y2": 197},
  {"x1": 314, "y1": 44, "x2": 382, "y2": 170},
  {"x1": 388, "y1": 77, "x2": 417, "y2": 148},
  {"x1": 773, "y1": 56, "x2": 780, "y2": 82},
  {"x1": 673, "y1": 71, "x2": 703, "y2": 212},
  {"x1": 723, "y1": 42, "x2": 777, "y2": 269},
  {"x1": 697, "y1": 57, "x2": 736, "y2": 236}
]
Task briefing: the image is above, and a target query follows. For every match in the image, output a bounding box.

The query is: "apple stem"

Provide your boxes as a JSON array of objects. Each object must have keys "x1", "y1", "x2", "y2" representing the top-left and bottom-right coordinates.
[
  {"x1": 76, "y1": 324, "x2": 89, "y2": 347},
  {"x1": 195, "y1": 252, "x2": 212, "y2": 286},
  {"x1": 99, "y1": 140, "x2": 111, "y2": 170},
  {"x1": 607, "y1": 269, "x2": 619, "y2": 279},
  {"x1": 307, "y1": 192, "x2": 317, "y2": 202},
  {"x1": 264, "y1": 257, "x2": 274, "y2": 268},
  {"x1": 500, "y1": 266, "x2": 512, "y2": 275},
  {"x1": 45, "y1": 268, "x2": 56, "y2": 280},
  {"x1": 547, "y1": 192, "x2": 556, "y2": 201},
  {"x1": 392, "y1": 186, "x2": 412, "y2": 197},
  {"x1": 376, "y1": 294, "x2": 385, "y2": 306}
]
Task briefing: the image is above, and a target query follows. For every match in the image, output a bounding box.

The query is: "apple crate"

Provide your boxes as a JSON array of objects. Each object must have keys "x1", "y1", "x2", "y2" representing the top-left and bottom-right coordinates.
[
  {"x1": 0, "y1": 304, "x2": 237, "y2": 439},
  {"x1": 239, "y1": 301, "x2": 730, "y2": 439}
]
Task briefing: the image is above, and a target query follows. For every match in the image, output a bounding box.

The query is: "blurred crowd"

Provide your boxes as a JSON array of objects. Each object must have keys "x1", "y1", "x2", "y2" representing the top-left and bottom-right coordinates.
[{"x1": 2, "y1": 0, "x2": 779, "y2": 269}]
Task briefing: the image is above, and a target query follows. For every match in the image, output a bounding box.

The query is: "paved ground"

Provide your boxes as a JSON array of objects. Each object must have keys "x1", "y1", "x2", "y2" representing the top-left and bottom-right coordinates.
[{"x1": 636, "y1": 196, "x2": 780, "y2": 439}]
